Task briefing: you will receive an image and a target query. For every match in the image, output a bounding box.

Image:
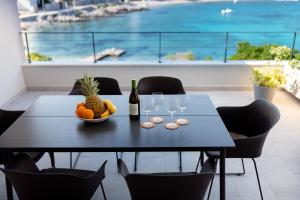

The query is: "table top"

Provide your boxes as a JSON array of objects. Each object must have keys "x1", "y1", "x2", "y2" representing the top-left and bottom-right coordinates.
[
  {"x1": 0, "y1": 95, "x2": 234, "y2": 152},
  {"x1": 23, "y1": 95, "x2": 218, "y2": 117}
]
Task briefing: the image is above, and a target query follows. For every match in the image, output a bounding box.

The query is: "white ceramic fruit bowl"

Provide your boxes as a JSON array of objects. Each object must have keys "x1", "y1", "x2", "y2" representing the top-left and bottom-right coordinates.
[{"x1": 77, "y1": 113, "x2": 114, "y2": 123}]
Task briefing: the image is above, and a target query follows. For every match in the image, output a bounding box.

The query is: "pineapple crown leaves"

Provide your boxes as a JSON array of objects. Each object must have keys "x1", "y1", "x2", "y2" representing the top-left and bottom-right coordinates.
[{"x1": 78, "y1": 73, "x2": 101, "y2": 97}]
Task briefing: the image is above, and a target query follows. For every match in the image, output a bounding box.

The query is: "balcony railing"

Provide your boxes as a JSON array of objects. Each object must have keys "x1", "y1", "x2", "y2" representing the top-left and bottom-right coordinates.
[{"x1": 21, "y1": 31, "x2": 299, "y2": 63}]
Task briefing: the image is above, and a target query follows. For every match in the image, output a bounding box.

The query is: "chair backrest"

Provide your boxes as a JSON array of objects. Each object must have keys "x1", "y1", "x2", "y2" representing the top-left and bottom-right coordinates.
[
  {"x1": 137, "y1": 76, "x2": 185, "y2": 94},
  {"x1": 69, "y1": 77, "x2": 122, "y2": 95},
  {"x1": 1, "y1": 154, "x2": 107, "y2": 200},
  {"x1": 0, "y1": 109, "x2": 24, "y2": 135},
  {"x1": 217, "y1": 99, "x2": 280, "y2": 137},
  {"x1": 118, "y1": 158, "x2": 216, "y2": 200}
]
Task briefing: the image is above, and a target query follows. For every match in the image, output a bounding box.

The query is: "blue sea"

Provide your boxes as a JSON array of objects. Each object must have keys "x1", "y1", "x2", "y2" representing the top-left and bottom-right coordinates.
[{"x1": 27, "y1": 1, "x2": 300, "y2": 62}]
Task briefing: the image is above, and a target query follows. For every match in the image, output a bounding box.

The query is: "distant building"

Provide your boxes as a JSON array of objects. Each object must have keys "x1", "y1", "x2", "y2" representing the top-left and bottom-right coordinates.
[{"x1": 17, "y1": 0, "x2": 39, "y2": 12}]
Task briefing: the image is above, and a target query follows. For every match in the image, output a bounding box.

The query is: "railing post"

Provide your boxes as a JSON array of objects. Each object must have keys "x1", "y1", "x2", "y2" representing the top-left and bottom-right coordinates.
[
  {"x1": 291, "y1": 32, "x2": 297, "y2": 60},
  {"x1": 158, "y1": 32, "x2": 162, "y2": 63},
  {"x1": 25, "y1": 33, "x2": 31, "y2": 63},
  {"x1": 224, "y1": 32, "x2": 229, "y2": 63},
  {"x1": 92, "y1": 32, "x2": 96, "y2": 63}
]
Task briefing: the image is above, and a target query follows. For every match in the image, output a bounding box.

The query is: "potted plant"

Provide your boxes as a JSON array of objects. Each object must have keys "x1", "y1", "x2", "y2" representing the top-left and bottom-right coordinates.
[{"x1": 252, "y1": 67, "x2": 286, "y2": 101}]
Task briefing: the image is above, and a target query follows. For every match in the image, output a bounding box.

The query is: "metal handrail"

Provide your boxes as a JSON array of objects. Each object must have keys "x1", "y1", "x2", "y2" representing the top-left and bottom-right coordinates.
[{"x1": 21, "y1": 31, "x2": 298, "y2": 63}]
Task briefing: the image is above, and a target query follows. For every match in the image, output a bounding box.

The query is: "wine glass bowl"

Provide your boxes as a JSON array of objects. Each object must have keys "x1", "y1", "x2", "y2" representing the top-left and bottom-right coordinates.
[
  {"x1": 140, "y1": 96, "x2": 155, "y2": 128},
  {"x1": 152, "y1": 92, "x2": 164, "y2": 111},
  {"x1": 177, "y1": 94, "x2": 189, "y2": 112},
  {"x1": 165, "y1": 96, "x2": 179, "y2": 121},
  {"x1": 151, "y1": 92, "x2": 164, "y2": 123}
]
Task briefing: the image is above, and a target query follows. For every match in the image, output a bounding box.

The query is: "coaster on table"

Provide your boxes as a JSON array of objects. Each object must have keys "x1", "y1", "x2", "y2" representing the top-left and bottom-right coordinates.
[
  {"x1": 176, "y1": 118, "x2": 189, "y2": 125},
  {"x1": 141, "y1": 121, "x2": 155, "y2": 129},
  {"x1": 150, "y1": 116, "x2": 164, "y2": 124},
  {"x1": 165, "y1": 122, "x2": 180, "y2": 130}
]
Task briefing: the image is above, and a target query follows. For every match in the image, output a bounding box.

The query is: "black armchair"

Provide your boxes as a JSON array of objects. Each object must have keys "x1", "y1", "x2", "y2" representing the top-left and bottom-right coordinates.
[
  {"x1": 1, "y1": 153, "x2": 107, "y2": 200},
  {"x1": 135, "y1": 76, "x2": 186, "y2": 172},
  {"x1": 196, "y1": 99, "x2": 280, "y2": 200},
  {"x1": 118, "y1": 158, "x2": 216, "y2": 200}
]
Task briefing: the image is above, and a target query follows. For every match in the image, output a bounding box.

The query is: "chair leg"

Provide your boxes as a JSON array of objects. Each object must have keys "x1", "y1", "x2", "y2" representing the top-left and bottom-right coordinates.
[
  {"x1": 237, "y1": 158, "x2": 246, "y2": 176},
  {"x1": 252, "y1": 158, "x2": 264, "y2": 200},
  {"x1": 179, "y1": 151, "x2": 182, "y2": 172},
  {"x1": 195, "y1": 152, "x2": 204, "y2": 172},
  {"x1": 72, "y1": 152, "x2": 81, "y2": 169},
  {"x1": 207, "y1": 176, "x2": 214, "y2": 200},
  {"x1": 100, "y1": 183, "x2": 107, "y2": 200},
  {"x1": 48, "y1": 152, "x2": 55, "y2": 168},
  {"x1": 134, "y1": 152, "x2": 139, "y2": 172},
  {"x1": 70, "y1": 152, "x2": 73, "y2": 169}
]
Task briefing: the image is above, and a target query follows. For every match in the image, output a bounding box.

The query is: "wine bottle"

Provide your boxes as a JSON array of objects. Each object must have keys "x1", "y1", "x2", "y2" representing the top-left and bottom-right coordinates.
[{"x1": 129, "y1": 79, "x2": 140, "y2": 120}]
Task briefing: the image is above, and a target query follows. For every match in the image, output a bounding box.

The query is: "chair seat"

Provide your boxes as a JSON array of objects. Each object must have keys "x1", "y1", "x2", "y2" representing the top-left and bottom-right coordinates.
[
  {"x1": 206, "y1": 131, "x2": 248, "y2": 158},
  {"x1": 229, "y1": 131, "x2": 248, "y2": 139},
  {"x1": 139, "y1": 172, "x2": 197, "y2": 176},
  {"x1": 42, "y1": 168, "x2": 94, "y2": 178}
]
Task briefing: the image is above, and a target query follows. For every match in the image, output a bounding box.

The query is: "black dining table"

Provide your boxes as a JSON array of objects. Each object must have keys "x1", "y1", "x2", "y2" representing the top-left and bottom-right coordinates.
[{"x1": 0, "y1": 95, "x2": 234, "y2": 200}]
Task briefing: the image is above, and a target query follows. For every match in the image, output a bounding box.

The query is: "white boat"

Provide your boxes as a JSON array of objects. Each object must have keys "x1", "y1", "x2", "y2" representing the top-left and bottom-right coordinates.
[
  {"x1": 233, "y1": 0, "x2": 238, "y2": 3},
  {"x1": 221, "y1": 8, "x2": 232, "y2": 15}
]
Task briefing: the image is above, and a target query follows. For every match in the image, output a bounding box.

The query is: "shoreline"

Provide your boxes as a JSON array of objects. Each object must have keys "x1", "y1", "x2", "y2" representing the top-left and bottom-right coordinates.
[{"x1": 20, "y1": 0, "x2": 236, "y2": 30}]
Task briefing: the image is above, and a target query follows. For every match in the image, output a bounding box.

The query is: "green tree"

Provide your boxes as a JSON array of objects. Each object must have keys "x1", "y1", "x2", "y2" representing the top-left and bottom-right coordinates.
[{"x1": 228, "y1": 42, "x2": 300, "y2": 61}]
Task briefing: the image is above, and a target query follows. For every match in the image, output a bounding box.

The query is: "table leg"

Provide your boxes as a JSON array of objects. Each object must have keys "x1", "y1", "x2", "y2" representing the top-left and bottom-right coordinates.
[
  {"x1": 220, "y1": 149, "x2": 226, "y2": 200},
  {"x1": 5, "y1": 177, "x2": 13, "y2": 200}
]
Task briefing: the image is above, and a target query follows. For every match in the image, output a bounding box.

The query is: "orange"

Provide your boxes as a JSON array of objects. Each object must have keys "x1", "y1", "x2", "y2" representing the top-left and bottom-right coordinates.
[
  {"x1": 76, "y1": 106, "x2": 86, "y2": 118},
  {"x1": 77, "y1": 103, "x2": 86, "y2": 109},
  {"x1": 82, "y1": 109, "x2": 94, "y2": 119}
]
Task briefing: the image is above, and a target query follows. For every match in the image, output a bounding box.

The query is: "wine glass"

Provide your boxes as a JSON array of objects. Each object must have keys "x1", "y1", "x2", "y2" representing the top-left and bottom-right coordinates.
[
  {"x1": 152, "y1": 92, "x2": 164, "y2": 111},
  {"x1": 151, "y1": 92, "x2": 164, "y2": 123},
  {"x1": 165, "y1": 96, "x2": 179, "y2": 122},
  {"x1": 141, "y1": 96, "x2": 155, "y2": 128},
  {"x1": 177, "y1": 94, "x2": 190, "y2": 125}
]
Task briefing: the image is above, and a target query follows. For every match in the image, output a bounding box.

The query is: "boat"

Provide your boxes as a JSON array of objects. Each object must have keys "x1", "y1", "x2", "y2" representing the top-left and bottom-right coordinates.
[
  {"x1": 233, "y1": 0, "x2": 238, "y2": 3},
  {"x1": 221, "y1": 8, "x2": 232, "y2": 15}
]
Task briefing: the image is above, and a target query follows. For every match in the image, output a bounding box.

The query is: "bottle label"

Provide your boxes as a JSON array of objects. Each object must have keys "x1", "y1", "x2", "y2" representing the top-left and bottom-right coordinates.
[{"x1": 129, "y1": 103, "x2": 139, "y2": 115}]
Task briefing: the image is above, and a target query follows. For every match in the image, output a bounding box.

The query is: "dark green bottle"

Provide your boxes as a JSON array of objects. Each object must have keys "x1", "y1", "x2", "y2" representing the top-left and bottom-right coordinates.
[{"x1": 129, "y1": 79, "x2": 140, "y2": 120}]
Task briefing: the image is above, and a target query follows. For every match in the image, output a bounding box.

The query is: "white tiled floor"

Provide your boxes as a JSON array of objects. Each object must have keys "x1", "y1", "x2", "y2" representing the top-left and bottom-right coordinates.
[{"x1": 1, "y1": 90, "x2": 300, "y2": 200}]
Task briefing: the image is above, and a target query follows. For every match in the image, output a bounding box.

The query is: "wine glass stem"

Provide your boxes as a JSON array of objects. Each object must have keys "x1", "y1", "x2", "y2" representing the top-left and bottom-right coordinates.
[
  {"x1": 147, "y1": 112, "x2": 149, "y2": 121},
  {"x1": 171, "y1": 113, "x2": 174, "y2": 122}
]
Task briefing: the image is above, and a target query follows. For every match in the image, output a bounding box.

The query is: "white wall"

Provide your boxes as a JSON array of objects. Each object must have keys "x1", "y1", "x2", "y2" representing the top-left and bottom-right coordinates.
[
  {"x1": 23, "y1": 61, "x2": 272, "y2": 91},
  {"x1": 0, "y1": 0, "x2": 26, "y2": 106}
]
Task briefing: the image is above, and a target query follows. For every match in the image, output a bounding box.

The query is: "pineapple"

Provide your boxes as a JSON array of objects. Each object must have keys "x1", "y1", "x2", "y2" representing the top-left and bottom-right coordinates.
[{"x1": 78, "y1": 74, "x2": 106, "y2": 118}]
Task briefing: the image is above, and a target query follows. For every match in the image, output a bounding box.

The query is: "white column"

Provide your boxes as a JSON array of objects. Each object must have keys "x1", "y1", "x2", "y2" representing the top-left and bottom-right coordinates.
[{"x1": 0, "y1": 0, "x2": 26, "y2": 106}]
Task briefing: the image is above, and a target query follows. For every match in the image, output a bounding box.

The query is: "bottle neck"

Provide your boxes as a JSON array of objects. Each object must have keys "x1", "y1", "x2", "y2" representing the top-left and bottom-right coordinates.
[{"x1": 131, "y1": 79, "x2": 137, "y2": 89}]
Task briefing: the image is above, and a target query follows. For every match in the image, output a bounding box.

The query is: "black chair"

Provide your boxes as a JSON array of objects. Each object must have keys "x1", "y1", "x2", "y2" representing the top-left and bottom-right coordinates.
[
  {"x1": 118, "y1": 158, "x2": 216, "y2": 200},
  {"x1": 69, "y1": 77, "x2": 122, "y2": 168},
  {"x1": 0, "y1": 109, "x2": 56, "y2": 200},
  {"x1": 0, "y1": 109, "x2": 55, "y2": 167},
  {"x1": 135, "y1": 76, "x2": 186, "y2": 172},
  {"x1": 1, "y1": 153, "x2": 107, "y2": 200},
  {"x1": 196, "y1": 99, "x2": 280, "y2": 200},
  {"x1": 69, "y1": 77, "x2": 122, "y2": 95}
]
